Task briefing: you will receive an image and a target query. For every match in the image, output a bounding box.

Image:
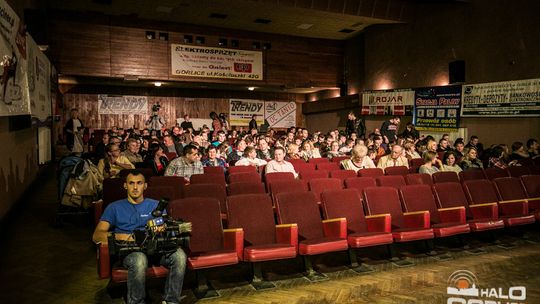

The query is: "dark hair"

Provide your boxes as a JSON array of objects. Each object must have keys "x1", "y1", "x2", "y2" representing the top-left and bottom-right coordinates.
[
  {"x1": 183, "y1": 144, "x2": 199, "y2": 156},
  {"x1": 244, "y1": 146, "x2": 256, "y2": 155},
  {"x1": 124, "y1": 169, "x2": 146, "y2": 182},
  {"x1": 511, "y1": 141, "x2": 524, "y2": 152},
  {"x1": 442, "y1": 151, "x2": 457, "y2": 164},
  {"x1": 274, "y1": 146, "x2": 285, "y2": 153},
  {"x1": 210, "y1": 112, "x2": 218, "y2": 120},
  {"x1": 490, "y1": 146, "x2": 504, "y2": 158},
  {"x1": 526, "y1": 138, "x2": 537, "y2": 149},
  {"x1": 149, "y1": 143, "x2": 164, "y2": 158},
  {"x1": 470, "y1": 135, "x2": 479, "y2": 140}
]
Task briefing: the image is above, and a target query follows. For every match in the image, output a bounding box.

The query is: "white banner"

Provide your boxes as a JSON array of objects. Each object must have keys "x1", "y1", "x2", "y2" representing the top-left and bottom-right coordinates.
[
  {"x1": 229, "y1": 99, "x2": 264, "y2": 126},
  {"x1": 98, "y1": 95, "x2": 148, "y2": 115},
  {"x1": 265, "y1": 101, "x2": 296, "y2": 128},
  {"x1": 461, "y1": 78, "x2": 540, "y2": 117},
  {"x1": 361, "y1": 89, "x2": 414, "y2": 116},
  {"x1": 171, "y1": 44, "x2": 263, "y2": 81},
  {"x1": 27, "y1": 35, "x2": 51, "y2": 122}
]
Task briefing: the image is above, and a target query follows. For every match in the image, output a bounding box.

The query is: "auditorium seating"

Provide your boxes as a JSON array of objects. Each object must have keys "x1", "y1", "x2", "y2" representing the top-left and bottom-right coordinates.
[
  {"x1": 299, "y1": 170, "x2": 329, "y2": 182},
  {"x1": 432, "y1": 171, "x2": 460, "y2": 184},
  {"x1": 409, "y1": 158, "x2": 424, "y2": 168},
  {"x1": 357, "y1": 168, "x2": 384, "y2": 178},
  {"x1": 345, "y1": 177, "x2": 377, "y2": 194},
  {"x1": 164, "y1": 152, "x2": 177, "y2": 161},
  {"x1": 329, "y1": 170, "x2": 356, "y2": 185},
  {"x1": 529, "y1": 165, "x2": 540, "y2": 175},
  {"x1": 405, "y1": 173, "x2": 433, "y2": 185},
  {"x1": 269, "y1": 180, "x2": 308, "y2": 202},
  {"x1": 147, "y1": 176, "x2": 185, "y2": 200},
  {"x1": 375, "y1": 175, "x2": 406, "y2": 188},
  {"x1": 308, "y1": 178, "x2": 343, "y2": 202},
  {"x1": 227, "y1": 182, "x2": 266, "y2": 196},
  {"x1": 521, "y1": 175, "x2": 540, "y2": 219},
  {"x1": 184, "y1": 184, "x2": 227, "y2": 219},
  {"x1": 265, "y1": 172, "x2": 296, "y2": 192},
  {"x1": 493, "y1": 177, "x2": 540, "y2": 221},
  {"x1": 384, "y1": 166, "x2": 409, "y2": 176},
  {"x1": 331, "y1": 156, "x2": 349, "y2": 163},
  {"x1": 293, "y1": 163, "x2": 316, "y2": 174},
  {"x1": 316, "y1": 162, "x2": 340, "y2": 171},
  {"x1": 190, "y1": 173, "x2": 227, "y2": 188},
  {"x1": 508, "y1": 166, "x2": 530, "y2": 178},
  {"x1": 484, "y1": 167, "x2": 509, "y2": 180},
  {"x1": 228, "y1": 166, "x2": 258, "y2": 174},
  {"x1": 228, "y1": 172, "x2": 261, "y2": 184},
  {"x1": 308, "y1": 158, "x2": 330, "y2": 165},
  {"x1": 203, "y1": 166, "x2": 225, "y2": 175},
  {"x1": 459, "y1": 169, "x2": 486, "y2": 182}
]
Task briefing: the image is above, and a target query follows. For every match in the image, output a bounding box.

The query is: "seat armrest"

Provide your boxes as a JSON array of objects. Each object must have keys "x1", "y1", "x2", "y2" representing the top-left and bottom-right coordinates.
[
  {"x1": 498, "y1": 199, "x2": 528, "y2": 217},
  {"x1": 365, "y1": 214, "x2": 391, "y2": 233},
  {"x1": 438, "y1": 206, "x2": 466, "y2": 224},
  {"x1": 97, "y1": 243, "x2": 110, "y2": 279},
  {"x1": 402, "y1": 211, "x2": 430, "y2": 229},
  {"x1": 527, "y1": 197, "x2": 540, "y2": 211},
  {"x1": 469, "y1": 202, "x2": 498, "y2": 220},
  {"x1": 223, "y1": 228, "x2": 244, "y2": 260},
  {"x1": 322, "y1": 217, "x2": 347, "y2": 238},
  {"x1": 275, "y1": 224, "x2": 298, "y2": 250},
  {"x1": 94, "y1": 199, "x2": 104, "y2": 227}
]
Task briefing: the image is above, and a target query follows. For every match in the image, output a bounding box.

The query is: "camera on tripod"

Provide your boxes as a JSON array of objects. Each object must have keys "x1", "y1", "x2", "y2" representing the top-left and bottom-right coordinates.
[{"x1": 108, "y1": 198, "x2": 191, "y2": 258}]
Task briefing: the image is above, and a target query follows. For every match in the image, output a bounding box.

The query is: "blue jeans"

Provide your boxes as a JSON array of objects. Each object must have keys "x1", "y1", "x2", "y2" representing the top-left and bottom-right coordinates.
[{"x1": 123, "y1": 249, "x2": 187, "y2": 304}]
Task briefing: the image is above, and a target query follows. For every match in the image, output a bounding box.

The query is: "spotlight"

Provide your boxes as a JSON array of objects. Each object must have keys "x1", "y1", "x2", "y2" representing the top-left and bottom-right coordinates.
[
  {"x1": 247, "y1": 87, "x2": 255, "y2": 91},
  {"x1": 154, "y1": 82, "x2": 162, "y2": 87}
]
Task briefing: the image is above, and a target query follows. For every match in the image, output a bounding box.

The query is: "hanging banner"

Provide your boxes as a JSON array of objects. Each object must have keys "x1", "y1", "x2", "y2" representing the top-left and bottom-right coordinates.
[
  {"x1": 97, "y1": 95, "x2": 148, "y2": 115},
  {"x1": 228, "y1": 99, "x2": 264, "y2": 126},
  {"x1": 361, "y1": 89, "x2": 414, "y2": 116},
  {"x1": 27, "y1": 35, "x2": 52, "y2": 122},
  {"x1": 171, "y1": 44, "x2": 263, "y2": 81},
  {"x1": 265, "y1": 101, "x2": 296, "y2": 128},
  {"x1": 414, "y1": 85, "x2": 461, "y2": 131},
  {"x1": 461, "y1": 78, "x2": 540, "y2": 117}
]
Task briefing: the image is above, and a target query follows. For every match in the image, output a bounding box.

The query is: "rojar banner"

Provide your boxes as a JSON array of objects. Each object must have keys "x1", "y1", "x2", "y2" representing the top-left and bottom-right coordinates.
[
  {"x1": 265, "y1": 101, "x2": 297, "y2": 128},
  {"x1": 171, "y1": 44, "x2": 263, "y2": 81},
  {"x1": 461, "y1": 78, "x2": 540, "y2": 117},
  {"x1": 229, "y1": 99, "x2": 265, "y2": 126},
  {"x1": 413, "y1": 85, "x2": 461, "y2": 131},
  {"x1": 361, "y1": 89, "x2": 414, "y2": 116},
  {"x1": 98, "y1": 95, "x2": 148, "y2": 115}
]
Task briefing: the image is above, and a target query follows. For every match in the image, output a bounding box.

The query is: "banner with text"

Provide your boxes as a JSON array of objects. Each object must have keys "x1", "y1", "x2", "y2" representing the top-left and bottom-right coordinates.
[
  {"x1": 171, "y1": 44, "x2": 263, "y2": 81},
  {"x1": 265, "y1": 101, "x2": 297, "y2": 128},
  {"x1": 414, "y1": 85, "x2": 461, "y2": 131},
  {"x1": 98, "y1": 95, "x2": 148, "y2": 115},
  {"x1": 361, "y1": 89, "x2": 414, "y2": 116},
  {"x1": 461, "y1": 78, "x2": 540, "y2": 117},
  {"x1": 229, "y1": 99, "x2": 265, "y2": 126},
  {"x1": 27, "y1": 35, "x2": 52, "y2": 122}
]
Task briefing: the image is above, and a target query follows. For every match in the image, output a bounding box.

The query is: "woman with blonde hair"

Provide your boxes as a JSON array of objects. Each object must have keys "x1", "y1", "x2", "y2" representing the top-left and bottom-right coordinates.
[
  {"x1": 460, "y1": 147, "x2": 483, "y2": 170},
  {"x1": 300, "y1": 140, "x2": 321, "y2": 161},
  {"x1": 287, "y1": 143, "x2": 301, "y2": 160},
  {"x1": 419, "y1": 151, "x2": 442, "y2": 175},
  {"x1": 403, "y1": 141, "x2": 421, "y2": 159},
  {"x1": 341, "y1": 145, "x2": 376, "y2": 173}
]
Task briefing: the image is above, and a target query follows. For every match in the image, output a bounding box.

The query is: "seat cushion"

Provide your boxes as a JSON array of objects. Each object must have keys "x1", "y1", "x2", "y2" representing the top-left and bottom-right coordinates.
[
  {"x1": 432, "y1": 222, "x2": 470, "y2": 238},
  {"x1": 298, "y1": 237, "x2": 348, "y2": 255},
  {"x1": 111, "y1": 266, "x2": 169, "y2": 283},
  {"x1": 188, "y1": 250, "x2": 238, "y2": 269},
  {"x1": 244, "y1": 243, "x2": 297, "y2": 262},
  {"x1": 347, "y1": 232, "x2": 393, "y2": 248},
  {"x1": 535, "y1": 211, "x2": 540, "y2": 221},
  {"x1": 501, "y1": 214, "x2": 536, "y2": 227},
  {"x1": 392, "y1": 228, "x2": 434, "y2": 242},
  {"x1": 467, "y1": 219, "x2": 505, "y2": 231}
]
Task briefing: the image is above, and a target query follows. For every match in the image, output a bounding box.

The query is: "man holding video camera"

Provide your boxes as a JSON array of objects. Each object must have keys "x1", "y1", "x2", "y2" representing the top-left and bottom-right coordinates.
[{"x1": 92, "y1": 170, "x2": 187, "y2": 304}]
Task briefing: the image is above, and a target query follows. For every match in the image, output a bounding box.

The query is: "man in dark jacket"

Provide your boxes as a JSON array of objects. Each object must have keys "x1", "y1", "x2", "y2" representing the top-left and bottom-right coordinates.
[
  {"x1": 249, "y1": 114, "x2": 258, "y2": 132},
  {"x1": 345, "y1": 111, "x2": 366, "y2": 138}
]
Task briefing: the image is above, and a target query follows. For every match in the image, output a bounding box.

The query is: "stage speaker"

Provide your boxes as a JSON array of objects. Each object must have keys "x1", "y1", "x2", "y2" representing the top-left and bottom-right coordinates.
[{"x1": 449, "y1": 60, "x2": 465, "y2": 84}]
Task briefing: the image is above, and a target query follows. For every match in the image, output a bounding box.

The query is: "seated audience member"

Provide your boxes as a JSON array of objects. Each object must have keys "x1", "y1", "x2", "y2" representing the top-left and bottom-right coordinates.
[
  {"x1": 442, "y1": 151, "x2": 462, "y2": 173},
  {"x1": 419, "y1": 151, "x2": 443, "y2": 175},
  {"x1": 400, "y1": 122, "x2": 420, "y2": 140},
  {"x1": 256, "y1": 138, "x2": 274, "y2": 160},
  {"x1": 163, "y1": 134, "x2": 183, "y2": 157},
  {"x1": 426, "y1": 139, "x2": 438, "y2": 153},
  {"x1": 218, "y1": 142, "x2": 232, "y2": 161},
  {"x1": 339, "y1": 139, "x2": 355, "y2": 154},
  {"x1": 377, "y1": 144, "x2": 409, "y2": 169},
  {"x1": 139, "y1": 137, "x2": 151, "y2": 160},
  {"x1": 488, "y1": 145, "x2": 512, "y2": 169},
  {"x1": 145, "y1": 143, "x2": 169, "y2": 176},
  {"x1": 508, "y1": 141, "x2": 531, "y2": 162},
  {"x1": 164, "y1": 144, "x2": 203, "y2": 182},
  {"x1": 180, "y1": 114, "x2": 194, "y2": 132},
  {"x1": 235, "y1": 146, "x2": 267, "y2": 169},
  {"x1": 403, "y1": 141, "x2": 421, "y2": 159},
  {"x1": 287, "y1": 143, "x2": 302, "y2": 160},
  {"x1": 460, "y1": 147, "x2": 483, "y2": 170},
  {"x1": 527, "y1": 138, "x2": 539, "y2": 158},
  {"x1": 92, "y1": 170, "x2": 187, "y2": 304},
  {"x1": 94, "y1": 133, "x2": 110, "y2": 162},
  {"x1": 367, "y1": 149, "x2": 378, "y2": 162},
  {"x1": 465, "y1": 135, "x2": 484, "y2": 156},
  {"x1": 299, "y1": 140, "x2": 321, "y2": 161},
  {"x1": 212, "y1": 130, "x2": 227, "y2": 147},
  {"x1": 326, "y1": 141, "x2": 344, "y2": 159},
  {"x1": 201, "y1": 145, "x2": 227, "y2": 170},
  {"x1": 265, "y1": 146, "x2": 298, "y2": 178},
  {"x1": 122, "y1": 138, "x2": 144, "y2": 164},
  {"x1": 227, "y1": 139, "x2": 246, "y2": 165},
  {"x1": 98, "y1": 143, "x2": 135, "y2": 179},
  {"x1": 454, "y1": 140, "x2": 465, "y2": 159},
  {"x1": 371, "y1": 136, "x2": 387, "y2": 157},
  {"x1": 341, "y1": 145, "x2": 376, "y2": 172},
  {"x1": 437, "y1": 138, "x2": 453, "y2": 152}
]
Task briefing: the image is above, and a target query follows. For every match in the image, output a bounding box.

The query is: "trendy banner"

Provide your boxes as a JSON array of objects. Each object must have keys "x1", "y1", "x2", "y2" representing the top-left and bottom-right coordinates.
[
  {"x1": 361, "y1": 89, "x2": 414, "y2": 116},
  {"x1": 27, "y1": 35, "x2": 51, "y2": 122},
  {"x1": 229, "y1": 99, "x2": 265, "y2": 126},
  {"x1": 414, "y1": 85, "x2": 461, "y2": 131},
  {"x1": 97, "y1": 95, "x2": 148, "y2": 115},
  {"x1": 265, "y1": 101, "x2": 296, "y2": 128},
  {"x1": 461, "y1": 78, "x2": 540, "y2": 117},
  {"x1": 171, "y1": 44, "x2": 263, "y2": 81}
]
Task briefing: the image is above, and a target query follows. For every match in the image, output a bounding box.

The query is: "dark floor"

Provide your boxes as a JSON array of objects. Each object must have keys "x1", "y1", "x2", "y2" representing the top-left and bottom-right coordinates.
[{"x1": 1, "y1": 165, "x2": 540, "y2": 304}]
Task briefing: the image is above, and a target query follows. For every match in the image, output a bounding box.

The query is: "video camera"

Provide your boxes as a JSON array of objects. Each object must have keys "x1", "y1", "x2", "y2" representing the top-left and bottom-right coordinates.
[{"x1": 108, "y1": 198, "x2": 191, "y2": 258}]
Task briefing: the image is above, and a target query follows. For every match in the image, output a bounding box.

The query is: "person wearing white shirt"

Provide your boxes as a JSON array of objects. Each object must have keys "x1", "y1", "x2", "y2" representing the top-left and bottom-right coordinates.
[
  {"x1": 265, "y1": 146, "x2": 298, "y2": 178},
  {"x1": 235, "y1": 146, "x2": 268, "y2": 169},
  {"x1": 341, "y1": 144, "x2": 376, "y2": 173}
]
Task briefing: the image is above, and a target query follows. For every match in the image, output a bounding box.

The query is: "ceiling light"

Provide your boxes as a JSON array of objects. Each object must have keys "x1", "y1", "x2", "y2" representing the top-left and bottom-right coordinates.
[
  {"x1": 297, "y1": 24, "x2": 313, "y2": 30},
  {"x1": 154, "y1": 82, "x2": 162, "y2": 87},
  {"x1": 247, "y1": 87, "x2": 255, "y2": 91}
]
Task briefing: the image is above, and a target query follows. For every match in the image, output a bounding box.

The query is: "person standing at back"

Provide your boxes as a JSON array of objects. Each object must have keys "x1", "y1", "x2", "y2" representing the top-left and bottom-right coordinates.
[
  {"x1": 380, "y1": 116, "x2": 400, "y2": 144},
  {"x1": 249, "y1": 114, "x2": 258, "y2": 132}
]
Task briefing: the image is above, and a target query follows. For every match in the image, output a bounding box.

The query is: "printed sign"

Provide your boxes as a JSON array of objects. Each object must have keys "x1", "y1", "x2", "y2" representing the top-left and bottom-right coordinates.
[
  {"x1": 98, "y1": 95, "x2": 148, "y2": 115},
  {"x1": 265, "y1": 101, "x2": 296, "y2": 128},
  {"x1": 361, "y1": 89, "x2": 414, "y2": 116},
  {"x1": 229, "y1": 99, "x2": 264, "y2": 126},
  {"x1": 27, "y1": 35, "x2": 51, "y2": 122},
  {"x1": 171, "y1": 44, "x2": 263, "y2": 81},
  {"x1": 461, "y1": 78, "x2": 540, "y2": 117},
  {"x1": 414, "y1": 85, "x2": 461, "y2": 131}
]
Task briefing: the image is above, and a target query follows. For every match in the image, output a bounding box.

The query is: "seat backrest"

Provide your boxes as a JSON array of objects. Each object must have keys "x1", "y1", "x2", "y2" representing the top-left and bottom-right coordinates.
[
  {"x1": 316, "y1": 162, "x2": 340, "y2": 171},
  {"x1": 484, "y1": 167, "x2": 509, "y2": 180},
  {"x1": 375, "y1": 175, "x2": 406, "y2": 188},
  {"x1": 521, "y1": 175, "x2": 540, "y2": 197},
  {"x1": 432, "y1": 171, "x2": 460, "y2": 184},
  {"x1": 321, "y1": 189, "x2": 367, "y2": 234},
  {"x1": 358, "y1": 168, "x2": 384, "y2": 177},
  {"x1": 529, "y1": 165, "x2": 540, "y2": 175},
  {"x1": 345, "y1": 177, "x2": 377, "y2": 194},
  {"x1": 508, "y1": 166, "x2": 530, "y2": 178},
  {"x1": 400, "y1": 184, "x2": 440, "y2": 223},
  {"x1": 462, "y1": 179, "x2": 499, "y2": 204},
  {"x1": 308, "y1": 158, "x2": 330, "y2": 165},
  {"x1": 384, "y1": 166, "x2": 409, "y2": 176},
  {"x1": 405, "y1": 173, "x2": 433, "y2": 185},
  {"x1": 432, "y1": 182, "x2": 470, "y2": 210},
  {"x1": 169, "y1": 197, "x2": 224, "y2": 253},
  {"x1": 144, "y1": 185, "x2": 176, "y2": 201},
  {"x1": 288, "y1": 158, "x2": 307, "y2": 166},
  {"x1": 275, "y1": 191, "x2": 324, "y2": 240},
  {"x1": 228, "y1": 172, "x2": 261, "y2": 184},
  {"x1": 102, "y1": 178, "x2": 127, "y2": 207},
  {"x1": 270, "y1": 180, "x2": 308, "y2": 198},
  {"x1": 227, "y1": 182, "x2": 266, "y2": 196},
  {"x1": 517, "y1": 158, "x2": 534, "y2": 167},
  {"x1": 299, "y1": 170, "x2": 329, "y2": 182},
  {"x1": 309, "y1": 178, "x2": 343, "y2": 201},
  {"x1": 147, "y1": 176, "x2": 185, "y2": 200},
  {"x1": 227, "y1": 194, "x2": 277, "y2": 245},
  {"x1": 165, "y1": 152, "x2": 178, "y2": 161},
  {"x1": 293, "y1": 163, "x2": 316, "y2": 174},
  {"x1": 204, "y1": 166, "x2": 225, "y2": 175},
  {"x1": 459, "y1": 169, "x2": 486, "y2": 182},
  {"x1": 363, "y1": 187, "x2": 404, "y2": 228},
  {"x1": 265, "y1": 172, "x2": 295, "y2": 191},
  {"x1": 228, "y1": 165, "x2": 257, "y2": 174},
  {"x1": 184, "y1": 183, "x2": 227, "y2": 214},
  {"x1": 493, "y1": 177, "x2": 528, "y2": 201},
  {"x1": 190, "y1": 173, "x2": 226, "y2": 188},
  {"x1": 331, "y1": 156, "x2": 349, "y2": 163}
]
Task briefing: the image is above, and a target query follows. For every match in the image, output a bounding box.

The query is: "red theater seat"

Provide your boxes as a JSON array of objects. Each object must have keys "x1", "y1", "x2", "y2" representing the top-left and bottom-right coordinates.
[
  {"x1": 228, "y1": 165, "x2": 258, "y2": 174},
  {"x1": 184, "y1": 184, "x2": 227, "y2": 219},
  {"x1": 459, "y1": 169, "x2": 486, "y2": 182},
  {"x1": 203, "y1": 166, "x2": 225, "y2": 175},
  {"x1": 484, "y1": 167, "x2": 509, "y2": 180},
  {"x1": 308, "y1": 158, "x2": 330, "y2": 165},
  {"x1": 331, "y1": 156, "x2": 349, "y2": 163},
  {"x1": 308, "y1": 178, "x2": 343, "y2": 202},
  {"x1": 432, "y1": 171, "x2": 460, "y2": 184},
  {"x1": 269, "y1": 180, "x2": 308, "y2": 202},
  {"x1": 228, "y1": 172, "x2": 261, "y2": 184},
  {"x1": 384, "y1": 166, "x2": 409, "y2": 176},
  {"x1": 494, "y1": 177, "x2": 540, "y2": 221},
  {"x1": 508, "y1": 166, "x2": 530, "y2": 178},
  {"x1": 265, "y1": 172, "x2": 296, "y2": 192},
  {"x1": 358, "y1": 168, "x2": 384, "y2": 178},
  {"x1": 345, "y1": 177, "x2": 376, "y2": 195},
  {"x1": 299, "y1": 170, "x2": 329, "y2": 182},
  {"x1": 190, "y1": 173, "x2": 226, "y2": 188},
  {"x1": 293, "y1": 163, "x2": 316, "y2": 175},
  {"x1": 375, "y1": 175, "x2": 406, "y2": 188},
  {"x1": 405, "y1": 173, "x2": 433, "y2": 185},
  {"x1": 329, "y1": 170, "x2": 356, "y2": 184},
  {"x1": 316, "y1": 162, "x2": 340, "y2": 171},
  {"x1": 227, "y1": 182, "x2": 266, "y2": 196}
]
